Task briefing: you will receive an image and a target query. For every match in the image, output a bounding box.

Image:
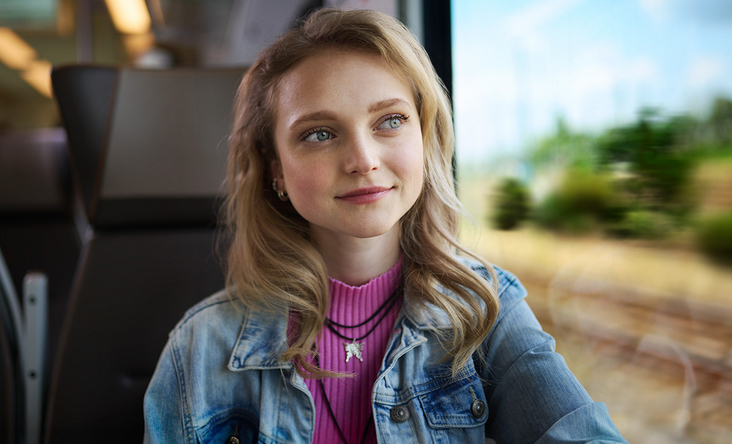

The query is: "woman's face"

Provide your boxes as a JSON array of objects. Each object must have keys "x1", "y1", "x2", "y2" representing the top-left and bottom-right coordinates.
[{"x1": 272, "y1": 49, "x2": 424, "y2": 244}]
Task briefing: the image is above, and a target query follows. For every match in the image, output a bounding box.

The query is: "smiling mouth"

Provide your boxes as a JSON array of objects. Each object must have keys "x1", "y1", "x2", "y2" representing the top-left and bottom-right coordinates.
[{"x1": 336, "y1": 186, "x2": 392, "y2": 204}]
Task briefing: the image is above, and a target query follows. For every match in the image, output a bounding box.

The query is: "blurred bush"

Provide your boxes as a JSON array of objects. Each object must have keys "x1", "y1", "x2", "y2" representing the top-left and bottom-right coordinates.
[
  {"x1": 491, "y1": 177, "x2": 530, "y2": 230},
  {"x1": 709, "y1": 97, "x2": 732, "y2": 146},
  {"x1": 696, "y1": 211, "x2": 732, "y2": 265},
  {"x1": 534, "y1": 168, "x2": 624, "y2": 234},
  {"x1": 617, "y1": 210, "x2": 675, "y2": 239}
]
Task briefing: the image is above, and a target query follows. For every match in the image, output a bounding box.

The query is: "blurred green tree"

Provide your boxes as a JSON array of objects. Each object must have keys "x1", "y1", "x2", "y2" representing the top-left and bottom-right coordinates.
[
  {"x1": 596, "y1": 108, "x2": 694, "y2": 211},
  {"x1": 491, "y1": 178, "x2": 531, "y2": 230}
]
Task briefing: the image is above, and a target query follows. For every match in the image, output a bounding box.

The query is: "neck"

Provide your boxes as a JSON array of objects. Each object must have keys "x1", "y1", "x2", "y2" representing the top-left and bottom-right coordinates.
[{"x1": 312, "y1": 225, "x2": 401, "y2": 286}]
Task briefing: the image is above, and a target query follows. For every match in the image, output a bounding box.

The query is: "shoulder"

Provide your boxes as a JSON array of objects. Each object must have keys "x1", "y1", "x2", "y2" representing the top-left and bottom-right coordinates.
[
  {"x1": 455, "y1": 255, "x2": 528, "y2": 322},
  {"x1": 455, "y1": 255, "x2": 527, "y2": 302},
  {"x1": 167, "y1": 289, "x2": 289, "y2": 372},
  {"x1": 167, "y1": 289, "x2": 246, "y2": 351},
  {"x1": 174, "y1": 289, "x2": 242, "y2": 327}
]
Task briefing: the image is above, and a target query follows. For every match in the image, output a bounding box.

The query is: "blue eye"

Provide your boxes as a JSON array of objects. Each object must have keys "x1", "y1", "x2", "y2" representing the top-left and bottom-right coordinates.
[
  {"x1": 377, "y1": 115, "x2": 407, "y2": 130},
  {"x1": 304, "y1": 129, "x2": 333, "y2": 142}
]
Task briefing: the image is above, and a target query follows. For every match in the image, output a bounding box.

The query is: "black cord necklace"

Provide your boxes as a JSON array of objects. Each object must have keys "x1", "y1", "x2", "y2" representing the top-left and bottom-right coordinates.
[
  {"x1": 315, "y1": 353, "x2": 374, "y2": 444},
  {"x1": 312, "y1": 279, "x2": 403, "y2": 442},
  {"x1": 323, "y1": 282, "x2": 403, "y2": 363}
]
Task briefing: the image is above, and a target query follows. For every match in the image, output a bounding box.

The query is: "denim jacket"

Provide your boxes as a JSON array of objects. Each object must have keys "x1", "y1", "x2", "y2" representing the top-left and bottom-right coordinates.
[{"x1": 143, "y1": 259, "x2": 627, "y2": 443}]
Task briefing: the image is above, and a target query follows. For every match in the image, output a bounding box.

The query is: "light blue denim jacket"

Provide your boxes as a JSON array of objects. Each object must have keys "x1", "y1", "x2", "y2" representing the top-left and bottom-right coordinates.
[{"x1": 143, "y1": 259, "x2": 627, "y2": 443}]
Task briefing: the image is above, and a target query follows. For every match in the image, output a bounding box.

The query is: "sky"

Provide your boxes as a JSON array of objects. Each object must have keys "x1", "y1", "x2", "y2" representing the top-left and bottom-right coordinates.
[{"x1": 451, "y1": 0, "x2": 732, "y2": 164}]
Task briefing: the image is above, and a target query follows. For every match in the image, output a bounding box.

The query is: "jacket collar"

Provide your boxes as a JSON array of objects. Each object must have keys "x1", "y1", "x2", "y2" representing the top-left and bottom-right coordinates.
[
  {"x1": 227, "y1": 306, "x2": 291, "y2": 371},
  {"x1": 226, "y1": 257, "x2": 489, "y2": 371},
  {"x1": 402, "y1": 300, "x2": 453, "y2": 331},
  {"x1": 402, "y1": 283, "x2": 469, "y2": 331}
]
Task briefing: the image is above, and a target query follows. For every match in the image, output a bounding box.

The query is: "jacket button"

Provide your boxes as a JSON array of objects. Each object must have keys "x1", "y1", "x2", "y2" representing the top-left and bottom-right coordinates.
[
  {"x1": 390, "y1": 405, "x2": 409, "y2": 423},
  {"x1": 227, "y1": 437, "x2": 240, "y2": 444},
  {"x1": 471, "y1": 399, "x2": 486, "y2": 418}
]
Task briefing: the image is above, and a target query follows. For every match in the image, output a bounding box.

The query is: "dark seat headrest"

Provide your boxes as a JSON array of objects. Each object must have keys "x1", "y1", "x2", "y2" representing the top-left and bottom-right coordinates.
[{"x1": 52, "y1": 66, "x2": 245, "y2": 228}]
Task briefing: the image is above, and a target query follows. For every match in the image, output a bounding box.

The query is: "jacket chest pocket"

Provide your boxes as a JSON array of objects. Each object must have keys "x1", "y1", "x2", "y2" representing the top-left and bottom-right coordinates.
[{"x1": 417, "y1": 373, "x2": 488, "y2": 429}]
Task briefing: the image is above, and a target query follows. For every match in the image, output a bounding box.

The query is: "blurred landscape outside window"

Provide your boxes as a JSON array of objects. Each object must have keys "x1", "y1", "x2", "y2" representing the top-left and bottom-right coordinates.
[{"x1": 453, "y1": 0, "x2": 732, "y2": 442}]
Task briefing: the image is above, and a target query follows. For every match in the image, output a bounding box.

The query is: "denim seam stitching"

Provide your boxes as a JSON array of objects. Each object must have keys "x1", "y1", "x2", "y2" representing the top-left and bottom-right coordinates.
[
  {"x1": 492, "y1": 336, "x2": 556, "y2": 390},
  {"x1": 177, "y1": 297, "x2": 234, "y2": 329},
  {"x1": 170, "y1": 333, "x2": 196, "y2": 444}
]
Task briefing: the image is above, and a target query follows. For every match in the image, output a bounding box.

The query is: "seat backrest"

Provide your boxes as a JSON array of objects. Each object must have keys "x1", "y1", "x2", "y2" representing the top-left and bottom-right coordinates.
[
  {"x1": 0, "y1": 128, "x2": 80, "y2": 396},
  {"x1": 44, "y1": 66, "x2": 244, "y2": 443}
]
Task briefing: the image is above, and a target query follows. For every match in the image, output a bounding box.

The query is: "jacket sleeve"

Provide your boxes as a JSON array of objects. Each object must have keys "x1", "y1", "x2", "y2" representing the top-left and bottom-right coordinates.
[
  {"x1": 477, "y1": 268, "x2": 628, "y2": 444},
  {"x1": 143, "y1": 337, "x2": 192, "y2": 444}
]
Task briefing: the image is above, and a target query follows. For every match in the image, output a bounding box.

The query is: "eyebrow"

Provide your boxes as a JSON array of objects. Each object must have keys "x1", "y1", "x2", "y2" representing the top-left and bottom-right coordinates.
[
  {"x1": 288, "y1": 98, "x2": 410, "y2": 131},
  {"x1": 368, "y1": 98, "x2": 410, "y2": 113},
  {"x1": 289, "y1": 110, "x2": 338, "y2": 131}
]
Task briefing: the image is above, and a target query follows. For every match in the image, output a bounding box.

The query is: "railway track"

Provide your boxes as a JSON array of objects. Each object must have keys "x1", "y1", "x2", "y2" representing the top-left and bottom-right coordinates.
[
  {"x1": 524, "y1": 279, "x2": 732, "y2": 435},
  {"x1": 527, "y1": 279, "x2": 732, "y2": 386}
]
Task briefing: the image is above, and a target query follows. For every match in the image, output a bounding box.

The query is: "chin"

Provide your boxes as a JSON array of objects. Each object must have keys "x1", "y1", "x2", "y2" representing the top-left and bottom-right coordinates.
[
  {"x1": 361, "y1": 220, "x2": 404, "y2": 239},
  {"x1": 307, "y1": 211, "x2": 405, "y2": 242},
  {"x1": 353, "y1": 229, "x2": 392, "y2": 239},
  {"x1": 339, "y1": 220, "x2": 400, "y2": 240}
]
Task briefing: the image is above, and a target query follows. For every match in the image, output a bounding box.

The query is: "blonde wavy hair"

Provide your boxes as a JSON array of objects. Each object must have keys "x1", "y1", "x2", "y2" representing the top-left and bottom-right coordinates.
[{"x1": 224, "y1": 8, "x2": 499, "y2": 378}]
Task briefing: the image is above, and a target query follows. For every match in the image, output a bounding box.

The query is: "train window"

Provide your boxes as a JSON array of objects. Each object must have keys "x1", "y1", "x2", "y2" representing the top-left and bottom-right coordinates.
[{"x1": 452, "y1": 1, "x2": 732, "y2": 443}]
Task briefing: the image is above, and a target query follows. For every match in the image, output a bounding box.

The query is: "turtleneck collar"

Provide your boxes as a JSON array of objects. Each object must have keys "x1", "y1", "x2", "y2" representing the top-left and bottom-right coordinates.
[{"x1": 327, "y1": 255, "x2": 403, "y2": 324}]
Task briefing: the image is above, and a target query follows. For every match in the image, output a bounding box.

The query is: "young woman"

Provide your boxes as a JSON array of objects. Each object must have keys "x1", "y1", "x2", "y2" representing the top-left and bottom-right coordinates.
[{"x1": 144, "y1": 8, "x2": 627, "y2": 444}]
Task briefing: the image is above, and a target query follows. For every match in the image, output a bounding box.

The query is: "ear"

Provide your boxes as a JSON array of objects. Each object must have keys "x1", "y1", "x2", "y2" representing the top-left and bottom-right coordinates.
[{"x1": 270, "y1": 159, "x2": 283, "y2": 180}]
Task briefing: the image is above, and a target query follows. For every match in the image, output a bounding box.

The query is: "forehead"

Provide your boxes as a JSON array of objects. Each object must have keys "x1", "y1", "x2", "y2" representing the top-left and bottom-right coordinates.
[{"x1": 272, "y1": 49, "x2": 415, "y2": 123}]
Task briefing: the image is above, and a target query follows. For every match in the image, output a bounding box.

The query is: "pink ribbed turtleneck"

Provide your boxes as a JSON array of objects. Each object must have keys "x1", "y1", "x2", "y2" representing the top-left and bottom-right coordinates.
[{"x1": 307, "y1": 257, "x2": 403, "y2": 444}]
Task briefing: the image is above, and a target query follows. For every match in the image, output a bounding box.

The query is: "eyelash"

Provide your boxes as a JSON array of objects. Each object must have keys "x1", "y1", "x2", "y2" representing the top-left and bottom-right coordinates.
[
  {"x1": 378, "y1": 113, "x2": 410, "y2": 128},
  {"x1": 301, "y1": 126, "x2": 330, "y2": 140}
]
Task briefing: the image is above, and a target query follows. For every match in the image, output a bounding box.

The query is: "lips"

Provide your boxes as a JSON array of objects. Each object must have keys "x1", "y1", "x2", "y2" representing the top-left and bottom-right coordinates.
[{"x1": 336, "y1": 186, "x2": 392, "y2": 204}]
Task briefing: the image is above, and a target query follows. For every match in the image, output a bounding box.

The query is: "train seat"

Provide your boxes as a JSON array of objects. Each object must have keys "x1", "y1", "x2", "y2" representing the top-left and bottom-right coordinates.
[{"x1": 44, "y1": 65, "x2": 244, "y2": 443}]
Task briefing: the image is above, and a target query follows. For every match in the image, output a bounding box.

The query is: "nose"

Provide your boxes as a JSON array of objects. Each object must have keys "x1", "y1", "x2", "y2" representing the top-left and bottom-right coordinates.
[{"x1": 343, "y1": 132, "x2": 380, "y2": 174}]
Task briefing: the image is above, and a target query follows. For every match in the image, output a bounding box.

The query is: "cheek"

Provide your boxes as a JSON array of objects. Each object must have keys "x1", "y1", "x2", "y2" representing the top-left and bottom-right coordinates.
[
  {"x1": 392, "y1": 136, "x2": 425, "y2": 192},
  {"x1": 281, "y1": 159, "x2": 331, "y2": 198}
]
